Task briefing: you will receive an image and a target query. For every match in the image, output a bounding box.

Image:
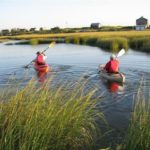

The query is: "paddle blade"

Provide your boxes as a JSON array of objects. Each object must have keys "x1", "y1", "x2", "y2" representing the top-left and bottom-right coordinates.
[
  {"x1": 24, "y1": 60, "x2": 34, "y2": 69},
  {"x1": 24, "y1": 65, "x2": 30, "y2": 69},
  {"x1": 116, "y1": 49, "x2": 125, "y2": 58},
  {"x1": 48, "y1": 41, "x2": 56, "y2": 48}
]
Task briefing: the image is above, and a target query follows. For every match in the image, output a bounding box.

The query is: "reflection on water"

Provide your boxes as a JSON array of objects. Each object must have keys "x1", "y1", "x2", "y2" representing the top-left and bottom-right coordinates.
[
  {"x1": 102, "y1": 80, "x2": 125, "y2": 93},
  {"x1": 36, "y1": 71, "x2": 48, "y2": 83},
  {"x1": 0, "y1": 42, "x2": 150, "y2": 147}
]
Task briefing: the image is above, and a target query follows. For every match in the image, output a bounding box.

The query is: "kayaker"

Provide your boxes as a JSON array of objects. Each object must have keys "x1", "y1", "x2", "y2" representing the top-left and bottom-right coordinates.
[
  {"x1": 104, "y1": 54, "x2": 119, "y2": 73},
  {"x1": 34, "y1": 51, "x2": 47, "y2": 65}
]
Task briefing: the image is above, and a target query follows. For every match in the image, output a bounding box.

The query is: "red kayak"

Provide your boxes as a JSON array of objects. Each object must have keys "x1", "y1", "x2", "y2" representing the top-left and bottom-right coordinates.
[{"x1": 34, "y1": 63, "x2": 50, "y2": 73}]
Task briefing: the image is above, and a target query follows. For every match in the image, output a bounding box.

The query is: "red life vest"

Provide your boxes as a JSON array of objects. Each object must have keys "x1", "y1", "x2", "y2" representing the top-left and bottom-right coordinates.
[
  {"x1": 104, "y1": 59, "x2": 119, "y2": 73},
  {"x1": 36, "y1": 54, "x2": 45, "y2": 65}
]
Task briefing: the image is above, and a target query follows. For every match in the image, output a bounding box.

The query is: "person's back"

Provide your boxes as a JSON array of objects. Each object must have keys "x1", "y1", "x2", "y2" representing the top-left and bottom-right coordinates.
[
  {"x1": 104, "y1": 54, "x2": 119, "y2": 73},
  {"x1": 36, "y1": 52, "x2": 46, "y2": 65}
]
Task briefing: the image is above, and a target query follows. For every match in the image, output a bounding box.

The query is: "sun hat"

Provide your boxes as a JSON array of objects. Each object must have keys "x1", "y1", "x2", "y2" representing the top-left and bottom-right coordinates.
[{"x1": 110, "y1": 54, "x2": 116, "y2": 59}]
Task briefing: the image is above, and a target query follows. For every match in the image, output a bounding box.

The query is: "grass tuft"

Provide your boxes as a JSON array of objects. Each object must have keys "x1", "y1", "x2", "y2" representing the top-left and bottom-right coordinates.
[
  {"x1": 122, "y1": 85, "x2": 150, "y2": 150},
  {"x1": 130, "y1": 37, "x2": 150, "y2": 52},
  {"x1": 0, "y1": 80, "x2": 104, "y2": 150}
]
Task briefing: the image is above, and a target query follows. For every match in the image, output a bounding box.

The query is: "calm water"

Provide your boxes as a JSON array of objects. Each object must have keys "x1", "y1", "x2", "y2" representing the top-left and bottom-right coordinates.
[{"x1": 0, "y1": 42, "x2": 150, "y2": 147}]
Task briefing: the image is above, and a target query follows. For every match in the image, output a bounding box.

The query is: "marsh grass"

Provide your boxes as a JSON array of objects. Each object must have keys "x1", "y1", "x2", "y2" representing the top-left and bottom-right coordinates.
[
  {"x1": 65, "y1": 36, "x2": 80, "y2": 44},
  {"x1": 96, "y1": 37, "x2": 128, "y2": 52},
  {"x1": 130, "y1": 37, "x2": 150, "y2": 52},
  {"x1": 0, "y1": 80, "x2": 104, "y2": 150},
  {"x1": 2, "y1": 31, "x2": 150, "y2": 52},
  {"x1": 2, "y1": 31, "x2": 150, "y2": 40},
  {"x1": 30, "y1": 39, "x2": 39, "y2": 45},
  {"x1": 122, "y1": 86, "x2": 150, "y2": 150},
  {"x1": 14, "y1": 38, "x2": 64, "y2": 45},
  {"x1": 65, "y1": 36, "x2": 128, "y2": 52}
]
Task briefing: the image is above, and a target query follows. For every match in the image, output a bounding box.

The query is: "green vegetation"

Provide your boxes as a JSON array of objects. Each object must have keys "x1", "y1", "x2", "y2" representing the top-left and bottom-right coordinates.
[
  {"x1": 98, "y1": 26, "x2": 134, "y2": 31},
  {"x1": 1, "y1": 31, "x2": 150, "y2": 52},
  {"x1": 5, "y1": 38, "x2": 64, "y2": 45},
  {"x1": 130, "y1": 37, "x2": 150, "y2": 52},
  {"x1": 65, "y1": 36, "x2": 129, "y2": 52},
  {"x1": 97, "y1": 37, "x2": 128, "y2": 52},
  {"x1": 122, "y1": 88, "x2": 150, "y2": 150},
  {"x1": 0, "y1": 26, "x2": 135, "y2": 36},
  {"x1": 2, "y1": 30, "x2": 150, "y2": 40},
  {"x1": 0, "y1": 77, "x2": 150, "y2": 150},
  {"x1": 30, "y1": 39, "x2": 39, "y2": 45},
  {"x1": 0, "y1": 80, "x2": 104, "y2": 150}
]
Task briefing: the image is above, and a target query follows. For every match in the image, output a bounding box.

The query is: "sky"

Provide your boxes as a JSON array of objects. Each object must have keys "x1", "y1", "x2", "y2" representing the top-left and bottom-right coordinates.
[{"x1": 0, "y1": 0, "x2": 150, "y2": 30}]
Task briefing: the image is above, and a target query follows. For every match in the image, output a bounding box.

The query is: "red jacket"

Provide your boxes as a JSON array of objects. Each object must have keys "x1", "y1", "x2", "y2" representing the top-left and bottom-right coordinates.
[
  {"x1": 104, "y1": 59, "x2": 119, "y2": 73},
  {"x1": 36, "y1": 54, "x2": 46, "y2": 65}
]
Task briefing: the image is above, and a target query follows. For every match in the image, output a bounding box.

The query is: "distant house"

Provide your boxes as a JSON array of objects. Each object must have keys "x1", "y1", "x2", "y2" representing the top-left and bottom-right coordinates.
[
  {"x1": 136, "y1": 16, "x2": 149, "y2": 30},
  {"x1": 1, "y1": 29, "x2": 10, "y2": 36},
  {"x1": 90, "y1": 23, "x2": 101, "y2": 29}
]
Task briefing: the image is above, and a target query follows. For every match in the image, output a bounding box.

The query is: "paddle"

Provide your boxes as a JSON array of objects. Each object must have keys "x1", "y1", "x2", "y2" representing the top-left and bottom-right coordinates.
[
  {"x1": 24, "y1": 41, "x2": 56, "y2": 69},
  {"x1": 116, "y1": 48, "x2": 125, "y2": 58},
  {"x1": 115, "y1": 48, "x2": 126, "y2": 81},
  {"x1": 40, "y1": 41, "x2": 56, "y2": 54}
]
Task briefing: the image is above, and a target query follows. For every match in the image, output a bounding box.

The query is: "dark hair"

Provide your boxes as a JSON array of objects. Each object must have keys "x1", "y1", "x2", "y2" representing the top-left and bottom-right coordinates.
[{"x1": 36, "y1": 51, "x2": 41, "y2": 55}]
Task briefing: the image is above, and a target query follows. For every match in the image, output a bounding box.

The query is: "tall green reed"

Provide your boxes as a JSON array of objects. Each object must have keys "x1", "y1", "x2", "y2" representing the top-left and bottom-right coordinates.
[
  {"x1": 65, "y1": 36, "x2": 129, "y2": 52},
  {"x1": 0, "y1": 80, "x2": 104, "y2": 150},
  {"x1": 122, "y1": 86, "x2": 150, "y2": 150},
  {"x1": 130, "y1": 37, "x2": 150, "y2": 52}
]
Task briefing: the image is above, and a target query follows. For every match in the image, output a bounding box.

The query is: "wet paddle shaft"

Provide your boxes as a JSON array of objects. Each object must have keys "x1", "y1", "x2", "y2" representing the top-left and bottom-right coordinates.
[
  {"x1": 41, "y1": 41, "x2": 56, "y2": 54},
  {"x1": 24, "y1": 42, "x2": 56, "y2": 68},
  {"x1": 115, "y1": 48, "x2": 126, "y2": 82}
]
